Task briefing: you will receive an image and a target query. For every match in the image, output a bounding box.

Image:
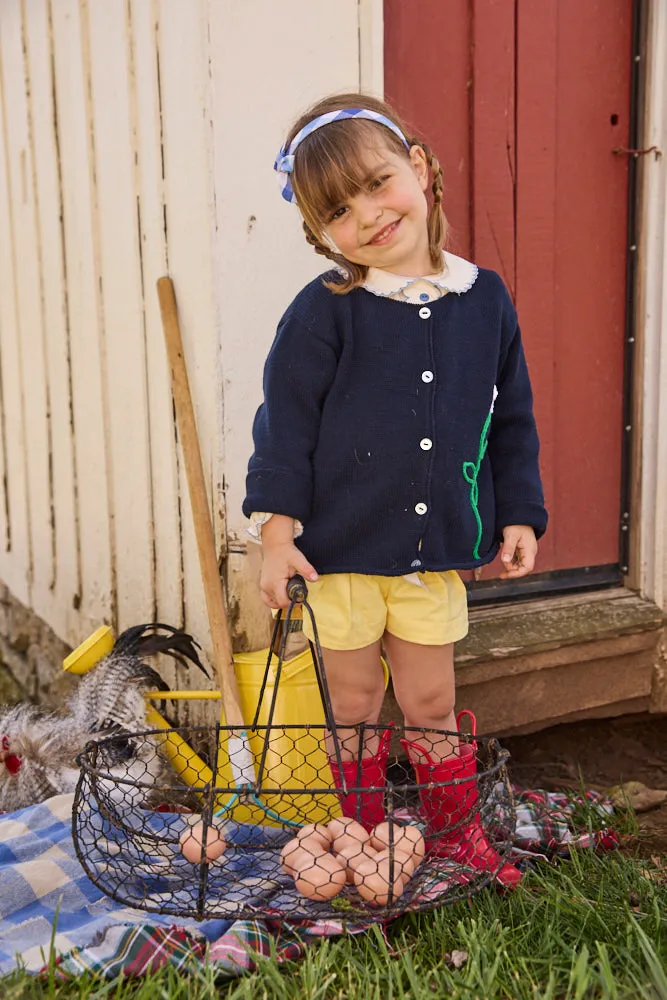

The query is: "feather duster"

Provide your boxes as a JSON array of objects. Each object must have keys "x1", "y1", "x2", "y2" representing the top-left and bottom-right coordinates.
[{"x1": 0, "y1": 623, "x2": 208, "y2": 813}]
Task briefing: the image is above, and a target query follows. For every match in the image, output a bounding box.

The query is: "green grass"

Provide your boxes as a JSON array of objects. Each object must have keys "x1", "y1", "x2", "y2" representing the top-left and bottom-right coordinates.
[{"x1": 2, "y1": 849, "x2": 666, "y2": 1000}]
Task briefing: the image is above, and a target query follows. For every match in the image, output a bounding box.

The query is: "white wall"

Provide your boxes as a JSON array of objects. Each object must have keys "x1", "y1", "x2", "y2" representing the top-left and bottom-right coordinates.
[
  {"x1": 208, "y1": 1, "x2": 368, "y2": 649},
  {"x1": 0, "y1": 0, "x2": 383, "y2": 677}
]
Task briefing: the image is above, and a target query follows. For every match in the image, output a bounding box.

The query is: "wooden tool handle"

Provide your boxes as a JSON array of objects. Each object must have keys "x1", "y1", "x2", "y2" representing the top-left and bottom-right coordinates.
[{"x1": 157, "y1": 276, "x2": 245, "y2": 728}]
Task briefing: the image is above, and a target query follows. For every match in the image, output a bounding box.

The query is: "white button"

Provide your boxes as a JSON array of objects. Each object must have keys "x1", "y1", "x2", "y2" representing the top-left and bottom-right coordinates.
[
  {"x1": 420, "y1": 438, "x2": 433, "y2": 451},
  {"x1": 421, "y1": 370, "x2": 434, "y2": 383},
  {"x1": 411, "y1": 559, "x2": 422, "y2": 568},
  {"x1": 415, "y1": 502, "x2": 428, "y2": 515},
  {"x1": 419, "y1": 307, "x2": 431, "y2": 319}
]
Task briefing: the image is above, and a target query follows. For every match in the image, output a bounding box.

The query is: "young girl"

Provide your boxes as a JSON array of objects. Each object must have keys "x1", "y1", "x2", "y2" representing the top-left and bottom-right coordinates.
[{"x1": 243, "y1": 94, "x2": 547, "y2": 888}]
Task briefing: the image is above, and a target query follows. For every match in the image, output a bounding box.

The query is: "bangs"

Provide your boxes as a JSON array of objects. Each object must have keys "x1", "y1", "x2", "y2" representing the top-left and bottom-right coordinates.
[{"x1": 292, "y1": 119, "x2": 407, "y2": 233}]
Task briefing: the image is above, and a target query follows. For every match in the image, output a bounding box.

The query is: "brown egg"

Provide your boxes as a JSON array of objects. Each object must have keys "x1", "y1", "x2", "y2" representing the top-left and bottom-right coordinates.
[
  {"x1": 287, "y1": 846, "x2": 322, "y2": 877},
  {"x1": 294, "y1": 851, "x2": 346, "y2": 901},
  {"x1": 296, "y1": 823, "x2": 332, "y2": 851},
  {"x1": 374, "y1": 846, "x2": 415, "y2": 885},
  {"x1": 329, "y1": 819, "x2": 370, "y2": 854},
  {"x1": 370, "y1": 822, "x2": 425, "y2": 861},
  {"x1": 335, "y1": 841, "x2": 377, "y2": 868},
  {"x1": 179, "y1": 821, "x2": 226, "y2": 864},
  {"x1": 335, "y1": 841, "x2": 378, "y2": 883},
  {"x1": 353, "y1": 856, "x2": 404, "y2": 907},
  {"x1": 297, "y1": 833, "x2": 329, "y2": 858},
  {"x1": 280, "y1": 837, "x2": 310, "y2": 876},
  {"x1": 327, "y1": 817, "x2": 356, "y2": 841}
]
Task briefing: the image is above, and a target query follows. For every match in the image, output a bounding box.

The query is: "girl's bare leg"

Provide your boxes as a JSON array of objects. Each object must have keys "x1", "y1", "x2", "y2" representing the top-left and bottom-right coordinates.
[
  {"x1": 320, "y1": 641, "x2": 386, "y2": 760},
  {"x1": 382, "y1": 633, "x2": 458, "y2": 762}
]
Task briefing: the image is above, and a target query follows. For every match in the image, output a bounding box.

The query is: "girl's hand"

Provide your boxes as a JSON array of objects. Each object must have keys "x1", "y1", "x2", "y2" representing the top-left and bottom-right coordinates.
[
  {"x1": 499, "y1": 525, "x2": 537, "y2": 579},
  {"x1": 260, "y1": 542, "x2": 318, "y2": 609}
]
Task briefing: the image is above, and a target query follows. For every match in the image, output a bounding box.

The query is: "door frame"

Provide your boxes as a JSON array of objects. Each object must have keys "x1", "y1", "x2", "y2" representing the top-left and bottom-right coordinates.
[{"x1": 630, "y1": 0, "x2": 667, "y2": 612}]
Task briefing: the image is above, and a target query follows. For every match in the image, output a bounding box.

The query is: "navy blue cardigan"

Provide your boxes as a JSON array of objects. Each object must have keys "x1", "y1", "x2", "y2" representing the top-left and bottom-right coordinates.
[{"x1": 243, "y1": 267, "x2": 547, "y2": 575}]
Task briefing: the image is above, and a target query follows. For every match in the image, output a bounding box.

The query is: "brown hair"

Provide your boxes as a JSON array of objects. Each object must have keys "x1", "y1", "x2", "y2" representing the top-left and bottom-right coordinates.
[{"x1": 285, "y1": 93, "x2": 447, "y2": 294}]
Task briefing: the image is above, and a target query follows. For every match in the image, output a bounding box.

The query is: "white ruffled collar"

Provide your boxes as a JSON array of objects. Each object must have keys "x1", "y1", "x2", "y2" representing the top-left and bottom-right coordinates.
[{"x1": 363, "y1": 251, "x2": 478, "y2": 300}]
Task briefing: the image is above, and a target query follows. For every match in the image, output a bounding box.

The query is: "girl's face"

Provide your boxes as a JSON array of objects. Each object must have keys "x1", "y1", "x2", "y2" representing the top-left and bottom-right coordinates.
[{"x1": 322, "y1": 144, "x2": 432, "y2": 277}]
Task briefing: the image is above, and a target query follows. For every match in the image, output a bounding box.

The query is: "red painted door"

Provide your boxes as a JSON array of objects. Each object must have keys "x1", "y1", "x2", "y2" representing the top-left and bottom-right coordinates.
[{"x1": 385, "y1": 0, "x2": 633, "y2": 591}]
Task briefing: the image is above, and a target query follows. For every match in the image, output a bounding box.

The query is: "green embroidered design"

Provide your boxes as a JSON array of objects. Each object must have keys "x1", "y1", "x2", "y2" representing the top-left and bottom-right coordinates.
[{"x1": 462, "y1": 386, "x2": 498, "y2": 560}]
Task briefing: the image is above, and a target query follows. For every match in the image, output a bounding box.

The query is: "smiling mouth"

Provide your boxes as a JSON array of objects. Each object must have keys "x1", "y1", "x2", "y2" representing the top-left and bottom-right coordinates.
[{"x1": 367, "y1": 219, "x2": 401, "y2": 246}]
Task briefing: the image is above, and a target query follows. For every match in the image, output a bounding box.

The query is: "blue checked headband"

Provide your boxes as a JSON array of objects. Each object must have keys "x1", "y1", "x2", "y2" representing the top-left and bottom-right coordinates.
[{"x1": 274, "y1": 108, "x2": 411, "y2": 204}]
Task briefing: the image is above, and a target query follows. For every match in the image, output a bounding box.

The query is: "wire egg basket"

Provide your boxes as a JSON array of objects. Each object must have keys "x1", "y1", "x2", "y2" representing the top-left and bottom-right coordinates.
[{"x1": 73, "y1": 579, "x2": 517, "y2": 923}]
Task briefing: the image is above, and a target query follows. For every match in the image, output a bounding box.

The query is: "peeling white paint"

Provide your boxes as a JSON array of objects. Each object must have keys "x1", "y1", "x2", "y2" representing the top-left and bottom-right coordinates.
[{"x1": 0, "y1": 0, "x2": 379, "y2": 662}]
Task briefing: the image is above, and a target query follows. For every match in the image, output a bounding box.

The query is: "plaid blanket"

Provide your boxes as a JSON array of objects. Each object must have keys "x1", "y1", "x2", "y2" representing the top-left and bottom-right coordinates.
[
  {"x1": 510, "y1": 787, "x2": 617, "y2": 856},
  {"x1": 0, "y1": 787, "x2": 615, "y2": 981}
]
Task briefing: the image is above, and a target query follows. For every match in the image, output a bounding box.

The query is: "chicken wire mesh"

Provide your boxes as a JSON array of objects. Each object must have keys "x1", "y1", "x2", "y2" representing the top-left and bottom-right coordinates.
[
  {"x1": 72, "y1": 576, "x2": 518, "y2": 921},
  {"x1": 73, "y1": 722, "x2": 516, "y2": 921}
]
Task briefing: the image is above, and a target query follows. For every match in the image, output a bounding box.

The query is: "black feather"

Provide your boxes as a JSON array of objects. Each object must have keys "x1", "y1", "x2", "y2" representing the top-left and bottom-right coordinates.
[{"x1": 112, "y1": 623, "x2": 209, "y2": 678}]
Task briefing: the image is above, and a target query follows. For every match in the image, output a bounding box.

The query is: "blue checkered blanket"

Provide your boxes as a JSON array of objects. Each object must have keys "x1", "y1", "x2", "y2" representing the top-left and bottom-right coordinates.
[
  {"x1": 0, "y1": 788, "x2": 615, "y2": 978},
  {"x1": 0, "y1": 795, "x2": 231, "y2": 974}
]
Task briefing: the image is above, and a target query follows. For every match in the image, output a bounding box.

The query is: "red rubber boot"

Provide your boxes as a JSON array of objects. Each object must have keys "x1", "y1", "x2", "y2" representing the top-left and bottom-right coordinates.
[
  {"x1": 401, "y1": 712, "x2": 522, "y2": 889},
  {"x1": 328, "y1": 728, "x2": 392, "y2": 832}
]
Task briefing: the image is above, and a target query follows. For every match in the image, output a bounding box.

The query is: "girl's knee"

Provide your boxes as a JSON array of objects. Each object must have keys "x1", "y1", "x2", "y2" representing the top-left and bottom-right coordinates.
[
  {"x1": 322, "y1": 645, "x2": 385, "y2": 725},
  {"x1": 396, "y1": 687, "x2": 455, "y2": 728},
  {"x1": 330, "y1": 686, "x2": 384, "y2": 726}
]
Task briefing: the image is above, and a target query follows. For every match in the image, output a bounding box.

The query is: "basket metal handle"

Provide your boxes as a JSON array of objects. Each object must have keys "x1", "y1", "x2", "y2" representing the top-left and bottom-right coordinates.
[
  {"x1": 255, "y1": 570, "x2": 348, "y2": 791},
  {"x1": 286, "y1": 574, "x2": 308, "y2": 603}
]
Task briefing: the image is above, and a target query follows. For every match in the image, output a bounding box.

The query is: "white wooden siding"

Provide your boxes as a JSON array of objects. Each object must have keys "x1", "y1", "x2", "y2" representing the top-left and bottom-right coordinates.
[{"x1": 0, "y1": 0, "x2": 382, "y2": 670}]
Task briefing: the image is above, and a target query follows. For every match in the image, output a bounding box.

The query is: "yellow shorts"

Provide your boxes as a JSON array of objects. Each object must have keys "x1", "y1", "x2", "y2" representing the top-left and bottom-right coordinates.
[{"x1": 300, "y1": 572, "x2": 469, "y2": 651}]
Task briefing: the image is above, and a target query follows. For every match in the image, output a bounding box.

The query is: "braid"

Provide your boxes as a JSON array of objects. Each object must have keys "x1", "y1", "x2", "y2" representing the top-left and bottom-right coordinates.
[
  {"x1": 302, "y1": 221, "x2": 368, "y2": 294},
  {"x1": 302, "y1": 221, "x2": 333, "y2": 260},
  {"x1": 414, "y1": 140, "x2": 447, "y2": 268}
]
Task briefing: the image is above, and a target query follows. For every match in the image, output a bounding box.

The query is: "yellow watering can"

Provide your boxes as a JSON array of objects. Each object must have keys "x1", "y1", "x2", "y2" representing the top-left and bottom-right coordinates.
[{"x1": 64, "y1": 622, "x2": 387, "y2": 826}]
